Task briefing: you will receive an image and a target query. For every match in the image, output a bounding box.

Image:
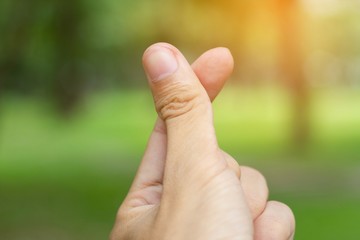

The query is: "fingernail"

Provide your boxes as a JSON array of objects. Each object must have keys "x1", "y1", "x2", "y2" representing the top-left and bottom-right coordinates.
[{"x1": 144, "y1": 47, "x2": 178, "y2": 82}]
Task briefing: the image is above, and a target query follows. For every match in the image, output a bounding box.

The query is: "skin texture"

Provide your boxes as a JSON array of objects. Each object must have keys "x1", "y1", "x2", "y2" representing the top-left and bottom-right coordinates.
[{"x1": 110, "y1": 43, "x2": 295, "y2": 240}]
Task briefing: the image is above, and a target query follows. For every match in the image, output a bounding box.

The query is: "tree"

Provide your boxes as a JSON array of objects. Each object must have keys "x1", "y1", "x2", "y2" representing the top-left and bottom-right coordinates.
[
  {"x1": 275, "y1": 0, "x2": 310, "y2": 149},
  {"x1": 51, "y1": 0, "x2": 87, "y2": 116}
]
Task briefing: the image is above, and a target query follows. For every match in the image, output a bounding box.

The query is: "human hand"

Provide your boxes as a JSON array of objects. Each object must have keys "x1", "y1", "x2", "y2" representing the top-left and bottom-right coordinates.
[{"x1": 110, "y1": 43, "x2": 295, "y2": 240}]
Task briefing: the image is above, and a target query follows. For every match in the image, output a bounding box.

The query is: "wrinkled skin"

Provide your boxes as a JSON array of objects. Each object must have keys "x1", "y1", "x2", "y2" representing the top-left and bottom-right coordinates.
[{"x1": 110, "y1": 43, "x2": 295, "y2": 240}]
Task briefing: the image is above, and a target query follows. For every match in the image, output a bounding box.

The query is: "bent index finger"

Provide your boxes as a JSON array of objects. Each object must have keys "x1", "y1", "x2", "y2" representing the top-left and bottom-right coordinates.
[{"x1": 192, "y1": 47, "x2": 234, "y2": 101}]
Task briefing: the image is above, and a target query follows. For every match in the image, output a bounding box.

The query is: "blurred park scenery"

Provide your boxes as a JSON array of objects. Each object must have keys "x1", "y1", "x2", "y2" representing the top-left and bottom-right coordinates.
[{"x1": 1, "y1": 0, "x2": 360, "y2": 239}]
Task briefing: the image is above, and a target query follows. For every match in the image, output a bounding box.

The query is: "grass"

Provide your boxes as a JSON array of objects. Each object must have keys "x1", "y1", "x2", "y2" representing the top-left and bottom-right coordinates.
[{"x1": 0, "y1": 86, "x2": 360, "y2": 239}]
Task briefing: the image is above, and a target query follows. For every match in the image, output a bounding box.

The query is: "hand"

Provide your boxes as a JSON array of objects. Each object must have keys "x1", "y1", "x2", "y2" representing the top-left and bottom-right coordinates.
[{"x1": 111, "y1": 43, "x2": 295, "y2": 240}]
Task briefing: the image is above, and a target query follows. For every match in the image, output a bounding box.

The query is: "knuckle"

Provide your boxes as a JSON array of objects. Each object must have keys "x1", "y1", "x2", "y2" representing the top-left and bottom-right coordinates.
[
  {"x1": 269, "y1": 201, "x2": 296, "y2": 226},
  {"x1": 222, "y1": 151, "x2": 241, "y2": 178},
  {"x1": 155, "y1": 82, "x2": 202, "y2": 121},
  {"x1": 240, "y1": 166, "x2": 269, "y2": 218},
  {"x1": 265, "y1": 201, "x2": 296, "y2": 238},
  {"x1": 266, "y1": 220, "x2": 289, "y2": 240},
  {"x1": 245, "y1": 166, "x2": 267, "y2": 182},
  {"x1": 242, "y1": 166, "x2": 269, "y2": 195}
]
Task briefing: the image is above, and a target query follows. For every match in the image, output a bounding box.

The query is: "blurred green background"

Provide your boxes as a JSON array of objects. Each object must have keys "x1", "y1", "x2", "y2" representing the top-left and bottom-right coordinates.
[{"x1": 1, "y1": 0, "x2": 359, "y2": 239}]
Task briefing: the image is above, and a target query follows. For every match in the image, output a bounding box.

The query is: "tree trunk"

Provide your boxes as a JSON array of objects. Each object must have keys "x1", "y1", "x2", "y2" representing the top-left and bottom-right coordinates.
[
  {"x1": 276, "y1": 0, "x2": 310, "y2": 149},
  {"x1": 52, "y1": 0, "x2": 85, "y2": 117}
]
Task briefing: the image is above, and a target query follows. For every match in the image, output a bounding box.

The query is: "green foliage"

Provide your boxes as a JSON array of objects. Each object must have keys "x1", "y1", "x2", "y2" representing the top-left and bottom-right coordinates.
[
  {"x1": 1, "y1": 1, "x2": 360, "y2": 238},
  {"x1": 1, "y1": 88, "x2": 359, "y2": 239}
]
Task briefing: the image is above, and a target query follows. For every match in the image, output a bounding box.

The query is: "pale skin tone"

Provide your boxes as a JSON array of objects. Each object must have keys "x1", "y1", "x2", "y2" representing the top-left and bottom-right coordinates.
[{"x1": 110, "y1": 43, "x2": 295, "y2": 240}]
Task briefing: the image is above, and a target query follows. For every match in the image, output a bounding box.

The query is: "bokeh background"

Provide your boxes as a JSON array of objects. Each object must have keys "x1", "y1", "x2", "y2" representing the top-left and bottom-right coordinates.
[{"x1": 1, "y1": 0, "x2": 360, "y2": 239}]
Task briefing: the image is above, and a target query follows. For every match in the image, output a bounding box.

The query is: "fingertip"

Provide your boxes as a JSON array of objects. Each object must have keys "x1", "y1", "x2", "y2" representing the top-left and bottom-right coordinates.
[
  {"x1": 142, "y1": 44, "x2": 179, "y2": 82},
  {"x1": 143, "y1": 42, "x2": 180, "y2": 61},
  {"x1": 213, "y1": 47, "x2": 234, "y2": 71},
  {"x1": 142, "y1": 42, "x2": 210, "y2": 122},
  {"x1": 203, "y1": 47, "x2": 234, "y2": 73},
  {"x1": 267, "y1": 201, "x2": 296, "y2": 231},
  {"x1": 191, "y1": 47, "x2": 234, "y2": 101}
]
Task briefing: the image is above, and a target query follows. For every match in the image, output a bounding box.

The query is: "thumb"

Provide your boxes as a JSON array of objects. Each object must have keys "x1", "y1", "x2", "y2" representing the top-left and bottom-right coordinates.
[{"x1": 143, "y1": 43, "x2": 221, "y2": 179}]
